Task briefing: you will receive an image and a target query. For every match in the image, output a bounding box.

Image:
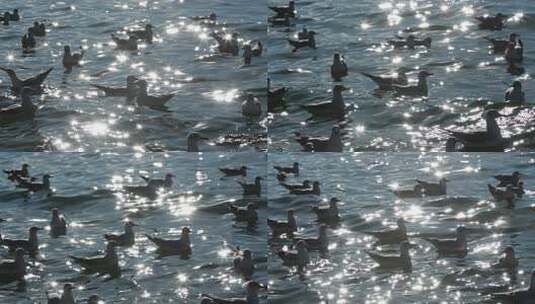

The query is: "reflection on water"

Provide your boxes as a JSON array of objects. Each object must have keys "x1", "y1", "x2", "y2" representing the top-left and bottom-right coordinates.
[{"x1": 268, "y1": 152, "x2": 535, "y2": 303}]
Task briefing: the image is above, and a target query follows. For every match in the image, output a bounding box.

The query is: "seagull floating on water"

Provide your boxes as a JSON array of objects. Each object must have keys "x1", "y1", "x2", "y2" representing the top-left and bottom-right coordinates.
[
  {"x1": 488, "y1": 184, "x2": 516, "y2": 208},
  {"x1": 69, "y1": 242, "x2": 121, "y2": 277},
  {"x1": 0, "y1": 248, "x2": 25, "y2": 281},
  {"x1": 140, "y1": 173, "x2": 175, "y2": 189},
  {"x1": 290, "y1": 181, "x2": 320, "y2": 195},
  {"x1": 269, "y1": 1, "x2": 296, "y2": 18},
  {"x1": 241, "y1": 94, "x2": 262, "y2": 118},
  {"x1": 302, "y1": 85, "x2": 349, "y2": 120},
  {"x1": 267, "y1": 78, "x2": 287, "y2": 112},
  {"x1": 274, "y1": 162, "x2": 299, "y2": 175},
  {"x1": 187, "y1": 132, "x2": 209, "y2": 152},
  {"x1": 293, "y1": 224, "x2": 328, "y2": 253},
  {"x1": 237, "y1": 176, "x2": 262, "y2": 197},
  {"x1": 445, "y1": 110, "x2": 507, "y2": 152},
  {"x1": 219, "y1": 166, "x2": 247, "y2": 177},
  {"x1": 104, "y1": 221, "x2": 137, "y2": 247},
  {"x1": 277, "y1": 240, "x2": 309, "y2": 272},
  {"x1": 267, "y1": 209, "x2": 297, "y2": 237},
  {"x1": 0, "y1": 226, "x2": 43, "y2": 254},
  {"x1": 62, "y1": 46, "x2": 84, "y2": 70},
  {"x1": 4, "y1": 163, "x2": 29, "y2": 182},
  {"x1": 392, "y1": 71, "x2": 432, "y2": 97},
  {"x1": 365, "y1": 218, "x2": 408, "y2": 244},
  {"x1": 361, "y1": 68, "x2": 408, "y2": 91},
  {"x1": 424, "y1": 226, "x2": 468, "y2": 257},
  {"x1": 0, "y1": 87, "x2": 37, "y2": 122},
  {"x1": 233, "y1": 249, "x2": 255, "y2": 279},
  {"x1": 288, "y1": 31, "x2": 316, "y2": 52},
  {"x1": 312, "y1": 198, "x2": 340, "y2": 224},
  {"x1": 16, "y1": 174, "x2": 52, "y2": 193},
  {"x1": 230, "y1": 203, "x2": 258, "y2": 225},
  {"x1": 295, "y1": 126, "x2": 344, "y2": 152},
  {"x1": 280, "y1": 180, "x2": 310, "y2": 191},
  {"x1": 91, "y1": 75, "x2": 139, "y2": 98},
  {"x1": 128, "y1": 24, "x2": 153, "y2": 44},
  {"x1": 415, "y1": 177, "x2": 448, "y2": 196},
  {"x1": 366, "y1": 241, "x2": 412, "y2": 272},
  {"x1": 47, "y1": 283, "x2": 75, "y2": 304},
  {"x1": 111, "y1": 34, "x2": 138, "y2": 51},
  {"x1": 134, "y1": 80, "x2": 175, "y2": 109},
  {"x1": 0, "y1": 67, "x2": 53, "y2": 95},
  {"x1": 145, "y1": 227, "x2": 192, "y2": 258},
  {"x1": 50, "y1": 208, "x2": 67, "y2": 238},
  {"x1": 331, "y1": 53, "x2": 348, "y2": 81},
  {"x1": 494, "y1": 171, "x2": 522, "y2": 187},
  {"x1": 492, "y1": 246, "x2": 518, "y2": 272},
  {"x1": 476, "y1": 13, "x2": 508, "y2": 31}
]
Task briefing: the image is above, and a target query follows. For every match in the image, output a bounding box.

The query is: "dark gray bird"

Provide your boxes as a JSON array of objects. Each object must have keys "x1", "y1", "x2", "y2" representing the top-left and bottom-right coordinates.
[{"x1": 145, "y1": 227, "x2": 192, "y2": 258}]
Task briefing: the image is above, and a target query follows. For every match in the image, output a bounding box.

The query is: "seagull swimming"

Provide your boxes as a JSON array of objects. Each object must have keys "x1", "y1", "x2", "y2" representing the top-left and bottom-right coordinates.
[
  {"x1": 312, "y1": 198, "x2": 340, "y2": 223},
  {"x1": 62, "y1": 46, "x2": 84, "y2": 70},
  {"x1": 237, "y1": 176, "x2": 262, "y2": 197},
  {"x1": 295, "y1": 126, "x2": 344, "y2": 152},
  {"x1": 366, "y1": 241, "x2": 412, "y2": 272},
  {"x1": 69, "y1": 242, "x2": 121, "y2": 277},
  {"x1": 277, "y1": 240, "x2": 309, "y2": 272},
  {"x1": 424, "y1": 226, "x2": 468, "y2": 257},
  {"x1": 0, "y1": 226, "x2": 43, "y2": 254},
  {"x1": 365, "y1": 218, "x2": 408, "y2": 244},
  {"x1": 302, "y1": 85, "x2": 348, "y2": 120},
  {"x1": 104, "y1": 221, "x2": 137, "y2": 247},
  {"x1": 219, "y1": 166, "x2": 247, "y2": 177},
  {"x1": 274, "y1": 162, "x2": 299, "y2": 175},
  {"x1": 267, "y1": 209, "x2": 297, "y2": 237},
  {"x1": 230, "y1": 203, "x2": 258, "y2": 225},
  {"x1": 145, "y1": 227, "x2": 192, "y2": 258},
  {"x1": 331, "y1": 53, "x2": 348, "y2": 81},
  {"x1": 241, "y1": 94, "x2": 262, "y2": 118},
  {"x1": 0, "y1": 67, "x2": 53, "y2": 94},
  {"x1": 392, "y1": 71, "x2": 432, "y2": 97},
  {"x1": 50, "y1": 208, "x2": 67, "y2": 238}
]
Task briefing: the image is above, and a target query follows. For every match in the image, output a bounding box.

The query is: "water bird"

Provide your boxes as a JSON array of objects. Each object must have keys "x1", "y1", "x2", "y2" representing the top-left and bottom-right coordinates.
[
  {"x1": 243, "y1": 44, "x2": 253, "y2": 65},
  {"x1": 145, "y1": 227, "x2": 192, "y2": 258},
  {"x1": 4, "y1": 163, "x2": 29, "y2": 182},
  {"x1": 444, "y1": 110, "x2": 507, "y2": 152},
  {"x1": 366, "y1": 241, "x2": 412, "y2": 272},
  {"x1": 290, "y1": 181, "x2": 320, "y2": 195},
  {"x1": 91, "y1": 75, "x2": 139, "y2": 97},
  {"x1": 16, "y1": 174, "x2": 52, "y2": 193},
  {"x1": 485, "y1": 33, "x2": 518, "y2": 53},
  {"x1": 494, "y1": 171, "x2": 522, "y2": 187},
  {"x1": 488, "y1": 184, "x2": 516, "y2": 208},
  {"x1": 62, "y1": 46, "x2": 84, "y2": 70},
  {"x1": 233, "y1": 249, "x2": 255, "y2": 278},
  {"x1": 293, "y1": 224, "x2": 328, "y2": 252},
  {"x1": 241, "y1": 94, "x2": 262, "y2": 118},
  {"x1": 269, "y1": 1, "x2": 296, "y2": 18},
  {"x1": 69, "y1": 242, "x2": 120, "y2": 277},
  {"x1": 201, "y1": 281, "x2": 267, "y2": 304},
  {"x1": 268, "y1": 16, "x2": 292, "y2": 27},
  {"x1": 0, "y1": 248, "x2": 26, "y2": 281},
  {"x1": 424, "y1": 226, "x2": 468, "y2": 257},
  {"x1": 87, "y1": 295, "x2": 101, "y2": 304},
  {"x1": 505, "y1": 38, "x2": 523, "y2": 63},
  {"x1": 303, "y1": 85, "x2": 348, "y2": 119},
  {"x1": 104, "y1": 221, "x2": 137, "y2": 247},
  {"x1": 276, "y1": 172, "x2": 287, "y2": 182},
  {"x1": 128, "y1": 24, "x2": 153, "y2": 44},
  {"x1": 295, "y1": 126, "x2": 344, "y2": 152},
  {"x1": 361, "y1": 68, "x2": 408, "y2": 91},
  {"x1": 29, "y1": 22, "x2": 46, "y2": 37},
  {"x1": 491, "y1": 270, "x2": 535, "y2": 303},
  {"x1": 274, "y1": 162, "x2": 299, "y2": 175},
  {"x1": 288, "y1": 31, "x2": 316, "y2": 52},
  {"x1": 476, "y1": 13, "x2": 508, "y2": 30},
  {"x1": 277, "y1": 240, "x2": 309, "y2": 271},
  {"x1": 388, "y1": 35, "x2": 431, "y2": 49},
  {"x1": 187, "y1": 132, "x2": 208, "y2": 152},
  {"x1": 415, "y1": 177, "x2": 448, "y2": 196},
  {"x1": 312, "y1": 198, "x2": 340, "y2": 223},
  {"x1": 50, "y1": 208, "x2": 67, "y2": 237},
  {"x1": 365, "y1": 218, "x2": 408, "y2": 244},
  {"x1": 392, "y1": 71, "x2": 432, "y2": 97},
  {"x1": 21, "y1": 31, "x2": 36, "y2": 52},
  {"x1": 297, "y1": 27, "x2": 310, "y2": 40},
  {"x1": 331, "y1": 53, "x2": 348, "y2": 81},
  {"x1": 230, "y1": 203, "x2": 258, "y2": 225},
  {"x1": 6, "y1": 9, "x2": 19, "y2": 21},
  {"x1": 0, "y1": 87, "x2": 37, "y2": 122},
  {"x1": 134, "y1": 79, "x2": 174, "y2": 109},
  {"x1": 280, "y1": 180, "x2": 310, "y2": 191},
  {"x1": 0, "y1": 67, "x2": 53, "y2": 94},
  {"x1": 111, "y1": 34, "x2": 138, "y2": 51},
  {"x1": 492, "y1": 246, "x2": 518, "y2": 272},
  {"x1": 504, "y1": 81, "x2": 525, "y2": 106},
  {"x1": 237, "y1": 176, "x2": 262, "y2": 196},
  {"x1": 0, "y1": 226, "x2": 43, "y2": 254},
  {"x1": 250, "y1": 40, "x2": 263, "y2": 56},
  {"x1": 47, "y1": 284, "x2": 75, "y2": 304},
  {"x1": 1, "y1": 12, "x2": 9, "y2": 26},
  {"x1": 267, "y1": 209, "x2": 297, "y2": 237},
  {"x1": 140, "y1": 173, "x2": 175, "y2": 189},
  {"x1": 190, "y1": 13, "x2": 217, "y2": 21},
  {"x1": 267, "y1": 78, "x2": 287, "y2": 111},
  {"x1": 219, "y1": 166, "x2": 247, "y2": 177},
  {"x1": 211, "y1": 32, "x2": 240, "y2": 56}
]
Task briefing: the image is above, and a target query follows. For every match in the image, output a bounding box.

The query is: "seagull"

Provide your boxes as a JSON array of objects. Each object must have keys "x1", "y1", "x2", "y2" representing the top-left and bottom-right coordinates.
[
  {"x1": 505, "y1": 38, "x2": 523, "y2": 63},
  {"x1": 241, "y1": 94, "x2": 262, "y2": 118},
  {"x1": 366, "y1": 241, "x2": 412, "y2": 272},
  {"x1": 331, "y1": 53, "x2": 348, "y2": 81},
  {"x1": 289, "y1": 181, "x2": 320, "y2": 195},
  {"x1": 492, "y1": 270, "x2": 535, "y2": 303},
  {"x1": 134, "y1": 80, "x2": 174, "y2": 109},
  {"x1": 0, "y1": 87, "x2": 37, "y2": 122},
  {"x1": 267, "y1": 78, "x2": 287, "y2": 111},
  {"x1": 145, "y1": 227, "x2": 192, "y2": 258},
  {"x1": 47, "y1": 284, "x2": 75, "y2": 304},
  {"x1": 392, "y1": 71, "x2": 432, "y2": 97},
  {"x1": 104, "y1": 221, "x2": 137, "y2": 247},
  {"x1": 365, "y1": 218, "x2": 408, "y2": 244},
  {"x1": 50, "y1": 208, "x2": 67, "y2": 238},
  {"x1": 293, "y1": 224, "x2": 329, "y2": 252},
  {"x1": 91, "y1": 75, "x2": 139, "y2": 97},
  {"x1": 277, "y1": 240, "x2": 309, "y2": 271},
  {"x1": 269, "y1": 1, "x2": 296, "y2": 18},
  {"x1": 494, "y1": 171, "x2": 522, "y2": 187},
  {"x1": 312, "y1": 198, "x2": 340, "y2": 224},
  {"x1": 302, "y1": 85, "x2": 348, "y2": 120},
  {"x1": 0, "y1": 248, "x2": 26, "y2": 281},
  {"x1": 219, "y1": 166, "x2": 247, "y2": 177},
  {"x1": 295, "y1": 126, "x2": 344, "y2": 152},
  {"x1": 267, "y1": 209, "x2": 297, "y2": 237},
  {"x1": 492, "y1": 246, "x2": 518, "y2": 272},
  {"x1": 361, "y1": 68, "x2": 408, "y2": 91},
  {"x1": 21, "y1": 31, "x2": 36, "y2": 52},
  {"x1": 415, "y1": 177, "x2": 448, "y2": 196},
  {"x1": 237, "y1": 176, "x2": 262, "y2": 196},
  {"x1": 4, "y1": 163, "x2": 29, "y2": 182},
  {"x1": 288, "y1": 31, "x2": 316, "y2": 52},
  {"x1": 62, "y1": 46, "x2": 84, "y2": 70},
  {"x1": 445, "y1": 110, "x2": 505, "y2": 151},
  {"x1": 424, "y1": 226, "x2": 468, "y2": 257},
  {"x1": 140, "y1": 173, "x2": 175, "y2": 189},
  {"x1": 111, "y1": 34, "x2": 138, "y2": 51},
  {"x1": 0, "y1": 226, "x2": 43, "y2": 254},
  {"x1": 485, "y1": 33, "x2": 518, "y2": 53},
  {"x1": 504, "y1": 81, "x2": 525, "y2": 106},
  {"x1": 0, "y1": 67, "x2": 53, "y2": 94},
  {"x1": 488, "y1": 184, "x2": 516, "y2": 208},
  {"x1": 233, "y1": 249, "x2": 255, "y2": 279},
  {"x1": 475, "y1": 13, "x2": 508, "y2": 30},
  {"x1": 69, "y1": 242, "x2": 121, "y2": 277},
  {"x1": 274, "y1": 162, "x2": 299, "y2": 175},
  {"x1": 280, "y1": 180, "x2": 311, "y2": 191},
  {"x1": 201, "y1": 281, "x2": 267, "y2": 304},
  {"x1": 16, "y1": 174, "x2": 52, "y2": 193},
  {"x1": 230, "y1": 203, "x2": 258, "y2": 225},
  {"x1": 128, "y1": 24, "x2": 153, "y2": 44}
]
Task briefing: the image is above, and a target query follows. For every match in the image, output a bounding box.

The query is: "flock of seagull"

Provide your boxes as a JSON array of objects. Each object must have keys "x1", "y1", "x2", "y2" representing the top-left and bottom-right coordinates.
[
  {"x1": 0, "y1": 7, "x2": 265, "y2": 152},
  {"x1": 267, "y1": 1, "x2": 529, "y2": 152},
  {"x1": 0, "y1": 162, "x2": 269, "y2": 303},
  {"x1": 266, "y1": 161, "x2": 534, "y2": 303}
]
